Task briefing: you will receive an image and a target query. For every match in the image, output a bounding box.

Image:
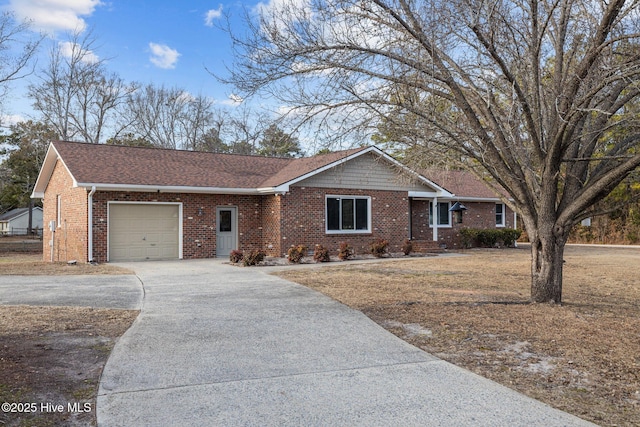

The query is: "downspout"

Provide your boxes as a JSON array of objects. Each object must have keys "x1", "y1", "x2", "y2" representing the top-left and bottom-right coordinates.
[{"x1": 88, "y1": 186, "x2": 96, "y2": 263}]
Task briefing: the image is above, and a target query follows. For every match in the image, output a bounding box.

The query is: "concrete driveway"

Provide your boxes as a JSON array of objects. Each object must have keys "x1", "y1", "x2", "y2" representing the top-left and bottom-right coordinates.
[
  {"x1": 96, "y1": 259, "x2": 594, "y2": 427},
  {"x1": 0, "y1": 275, "x2": 142, "y2": 309}
]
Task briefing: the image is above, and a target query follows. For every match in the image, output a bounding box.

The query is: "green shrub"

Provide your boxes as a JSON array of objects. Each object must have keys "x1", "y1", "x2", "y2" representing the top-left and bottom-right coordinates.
[
  {"x1": 501, "y1": 229, "x2": 522, "y2": 247},
  {"x1": 229, "y1": 249, "x2": 244, "y2": 264},
  {"x1": 460, "y1": 228, "x2": 522, "y2": 248},
  {"x1": 460, "y1": 228, "x2": 478, "y2": 249},
  {"x1": 477, "y1": 229, "x2": 501, "y2": 247},
  {"x1": 402, "y1": 239, "x2": 413, "y2": 255},
  {"x1": 313, "y1": 244, "x2": 331, "y2": 262},
  {"x1": 337, "y1": 242, "x2": 354, "y2": 260},
  {"x1": 287, "y1": 245, "x2": 307, "y2": 263},
  {"x1": 243, "y1": 249, "x2": 266, "y2": 266},
  {"x1": 369, "y1": 238, "x2": 389, "y2": 258}
]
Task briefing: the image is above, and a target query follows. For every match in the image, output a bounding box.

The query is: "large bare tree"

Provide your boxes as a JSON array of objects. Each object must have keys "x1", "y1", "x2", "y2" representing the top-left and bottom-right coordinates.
[
  {"x1": 0, "y1": 12, "x2": 42, "y2": 123},
  {"x1": 28, "y1": 31, "x2": 136, "y2": 143},
  {"x1": 223, "y1": 0, "x2": 640, "y2": 303},
  {"x1": 121, "y1": 84, "x2": 217, "y2": 150}
]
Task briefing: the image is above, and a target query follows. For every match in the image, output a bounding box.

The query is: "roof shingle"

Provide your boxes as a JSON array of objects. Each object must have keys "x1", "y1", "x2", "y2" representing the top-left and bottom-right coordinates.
[
  {"x1": 421, "y1": 169, "x2": 506, "y2": 199},
  {"x1": 52, "y1": 141, "x2": 369, "y2": 190}
]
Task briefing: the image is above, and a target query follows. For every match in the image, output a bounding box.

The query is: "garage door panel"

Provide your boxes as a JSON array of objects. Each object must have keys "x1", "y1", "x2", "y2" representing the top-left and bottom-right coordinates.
[{"x1": 109, "y1": 204, "x2": 180, "y2": 262}]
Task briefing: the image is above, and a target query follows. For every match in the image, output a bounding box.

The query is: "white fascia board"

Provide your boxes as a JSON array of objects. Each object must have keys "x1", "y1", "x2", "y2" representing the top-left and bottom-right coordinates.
[
  {"x1": 440, "y1": 196, "x2": 513, "y2": 203},
  {"x1": 407, "y1": 191, "x2": 439, "y2": 198},
  {"x1": 257, "y1": 187, "x2": 280, "y2": 194},
  {"x1": 5, "y1": 211, "x2": 27, "y2": 221},
  {"x1": 31, "y1": 143, "x2": 77, "y2": 199},
  {"x1": 77, "y1": 183, "x2": 263, "y2": 195}
]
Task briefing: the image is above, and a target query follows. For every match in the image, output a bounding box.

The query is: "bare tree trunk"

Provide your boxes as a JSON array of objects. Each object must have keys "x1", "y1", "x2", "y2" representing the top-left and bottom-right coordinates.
[{"x1": 530, "y1": 227, "x2": 567, "y2": 304}]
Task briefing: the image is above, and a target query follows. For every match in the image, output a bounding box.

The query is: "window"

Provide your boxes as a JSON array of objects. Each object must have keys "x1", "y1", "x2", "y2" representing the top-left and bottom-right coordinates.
[
  {"x1": 56, "y1": 195, "x2": 62, "y2": 228},
  {"x1": 219, "y1": 210, "x2": 232, "y2": 232},
  {"x1": 429, "y1": 201, "x2": 451, "y2": 226},
  {"x1": 496, "y1": 203, "x2": 505, "y2": 227},
  {"x1": 326, "y1": 196, "x2": 370, "y2": 233}
]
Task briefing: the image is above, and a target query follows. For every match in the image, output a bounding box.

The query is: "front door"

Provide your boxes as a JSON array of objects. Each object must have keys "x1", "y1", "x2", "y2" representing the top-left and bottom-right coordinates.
[{"x1": 216, "y1": 206, "x2": 237, "y2": 257}]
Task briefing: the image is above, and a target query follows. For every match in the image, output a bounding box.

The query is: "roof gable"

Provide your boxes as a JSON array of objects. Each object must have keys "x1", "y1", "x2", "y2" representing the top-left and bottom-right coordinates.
[{"x1": 294, "y1": 151, "x2": 441, "y2": 193}]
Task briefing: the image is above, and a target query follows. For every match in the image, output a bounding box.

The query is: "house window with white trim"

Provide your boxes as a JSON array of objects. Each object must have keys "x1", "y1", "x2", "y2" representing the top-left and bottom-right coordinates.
[
  {"x1": 326, "y1": 196, "x2": 371, "y2": 233},
  {"x1": 429, "y1": 201, "x2": 451, "y2": 227},
  {"x1": 496, "y1": 203, "x2": 506, "y2": 227},
  {"x1": 56, "y1": 195, "x2": 62, "y2": 228}
]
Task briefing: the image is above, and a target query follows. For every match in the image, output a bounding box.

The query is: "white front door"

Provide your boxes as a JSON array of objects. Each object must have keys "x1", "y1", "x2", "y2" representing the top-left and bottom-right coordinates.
[{"x1": 216, "y1": 206, "x2": 237, "y2": 257}]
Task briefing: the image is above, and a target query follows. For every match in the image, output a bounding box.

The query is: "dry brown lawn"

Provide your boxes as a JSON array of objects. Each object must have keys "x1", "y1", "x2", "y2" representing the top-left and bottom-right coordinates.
[
  {"x1": 275, "y1": 245, "x2": 640, "y2": 427},
  {"x1": 0, "y1": 252, "x2": 133, "y2": 275},
  {"x1": 0, "y1": 252, "x2": 137, "y2": 426}
]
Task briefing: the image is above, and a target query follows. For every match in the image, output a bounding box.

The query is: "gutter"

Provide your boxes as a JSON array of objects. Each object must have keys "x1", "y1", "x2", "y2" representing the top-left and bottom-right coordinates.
[
  {"x1": 87, "y1": 186, "x2": 96, "y2": 263},
  {"x1": 77, "y1": 183, "x2": 264, "y2": 195}
]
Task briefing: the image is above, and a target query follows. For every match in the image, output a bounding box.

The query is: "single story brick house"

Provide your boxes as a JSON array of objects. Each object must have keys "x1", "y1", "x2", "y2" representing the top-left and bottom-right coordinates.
[{"x1": 31, "y1": 141, "x2": 515, "y2": 263}]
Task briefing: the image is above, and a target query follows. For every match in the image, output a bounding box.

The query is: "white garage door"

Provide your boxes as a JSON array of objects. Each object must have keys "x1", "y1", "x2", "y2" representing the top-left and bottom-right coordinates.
[{"x1": 109, "y1": 203, "x2": 180, "y2": 261}]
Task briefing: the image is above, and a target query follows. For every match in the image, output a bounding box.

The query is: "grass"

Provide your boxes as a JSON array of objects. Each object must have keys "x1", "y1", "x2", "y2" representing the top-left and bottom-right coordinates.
[
  {"x1": 0, "y1": 253, "x2": 138, "y2": 426},
  {"x1": 0, "y1": 252, "x2": 133, "y2": 275},
  {"x1": 274, "y1": 245, "x2": 640, "y2": 427}
]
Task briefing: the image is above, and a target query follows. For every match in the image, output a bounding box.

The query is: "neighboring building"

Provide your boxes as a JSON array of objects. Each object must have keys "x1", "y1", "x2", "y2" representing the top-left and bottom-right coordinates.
[
  {"x1": 31, "y1": 141, "x2": 515, "y2": 263},
  {"x1": 0, "y1": 207, "x2": 43, "y2": 236}
]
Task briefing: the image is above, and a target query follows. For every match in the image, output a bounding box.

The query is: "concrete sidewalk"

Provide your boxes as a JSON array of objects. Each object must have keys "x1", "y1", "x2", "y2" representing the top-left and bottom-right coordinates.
[{"x1": 97, "y1": 259, "x2": 595, "y2": 426}]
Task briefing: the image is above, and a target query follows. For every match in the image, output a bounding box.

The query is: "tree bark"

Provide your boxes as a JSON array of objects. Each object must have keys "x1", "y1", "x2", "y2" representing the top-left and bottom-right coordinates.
[{"x1": 530, "y1": 228, "x2": 567, "y2": 304}]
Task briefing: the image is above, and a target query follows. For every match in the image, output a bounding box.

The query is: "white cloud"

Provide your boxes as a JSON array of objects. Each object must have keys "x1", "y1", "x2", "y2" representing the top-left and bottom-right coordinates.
[
  {"x1": 217, "y1": 93, "x2": 243, "y2": 106},
  {"x1": 59, "y1": 41, "x2": 99, "y2": 63},
  {"x1": 204, "y1": 5, "x2": 223, "y2": 27},
  {"x1": 254, "y1": 0, "x2": 309, "y2": 16},
  {"x1": 148, "y1": 43, "x2": 180, "y2": 69},
  {"x1": 1, "y1": 114, "x2": 26, "y2": 126},
  {"x1": 8, "y1": 0, "x2": 102, "y2": 33}
]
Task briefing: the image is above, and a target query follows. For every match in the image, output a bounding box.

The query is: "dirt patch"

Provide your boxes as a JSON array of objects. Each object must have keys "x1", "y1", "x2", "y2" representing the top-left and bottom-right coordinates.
[
  {"x1": 274, "y1": 245, "x2": 640, "y2": 426},
  {"x1": 0, "y1": 305, "x2": 138, "y2": 426},
  {"x1": 0, "y1": 253, "x2": 133, "y2": 275},
  {"x1": 0, "y1": 251, "x2": 138, "y2": 426}
]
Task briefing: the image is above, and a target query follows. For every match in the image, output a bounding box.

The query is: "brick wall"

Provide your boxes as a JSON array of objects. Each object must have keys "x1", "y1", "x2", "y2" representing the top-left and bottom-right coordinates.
[
  {"x1": 41, "y1": 160, "x2": 89, "y2": 262},
  {"x1": 276, "y1": 186, "x2": 411, "y2": 257},
  {"x1": 44, "y1": 176, "x2": 519, "y2": 262},
  {"x1": 261, "y1": 194, "x2": 282, "y2": 257},
  {"x1": 411, "y1": 200, "x2": 516, "y2": 248},
  {"x1": 91, "y1": 192, "x2": 263, "y2": 262}
]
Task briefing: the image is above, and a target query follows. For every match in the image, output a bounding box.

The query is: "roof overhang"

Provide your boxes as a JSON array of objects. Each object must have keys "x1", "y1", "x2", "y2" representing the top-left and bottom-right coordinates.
[
  {"x1": 31, "y1": 142, "x2": 277, "y2": 197},
  {"x1": 31, "y1": 143, "x2": 75, "y2": 199},
  {"x1": 408, "y1": 191, "x2": 441, "y2": 198},
  {"x1": 74, "y1": 183, "x2": 266, "y2": 195},
  {"x1": 443, "y1": 196, "x2": 509, "y2": 202}
]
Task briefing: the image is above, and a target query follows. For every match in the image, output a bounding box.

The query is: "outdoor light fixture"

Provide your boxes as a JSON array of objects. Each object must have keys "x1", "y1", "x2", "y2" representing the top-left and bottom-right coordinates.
[
  {"x1": 197, "y1": 207, "x2": 204, "y2": 216},
  {"x1": 449, "y1": 201, "x2": 468, "y2": 224}
]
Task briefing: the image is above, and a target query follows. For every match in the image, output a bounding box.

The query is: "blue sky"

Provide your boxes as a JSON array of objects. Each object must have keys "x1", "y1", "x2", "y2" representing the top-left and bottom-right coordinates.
[{"x1": 0, "y1": 0, "x2": 267, "y2": 124}]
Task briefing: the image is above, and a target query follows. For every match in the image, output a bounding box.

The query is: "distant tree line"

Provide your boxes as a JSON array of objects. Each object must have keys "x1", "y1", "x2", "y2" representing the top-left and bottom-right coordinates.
[
  {"x1": 24, "y1": 31, "x2": 303, "y2": 156},
  {"x1": 0, "y1": 23, "x2": 304, "y2": 213}
]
